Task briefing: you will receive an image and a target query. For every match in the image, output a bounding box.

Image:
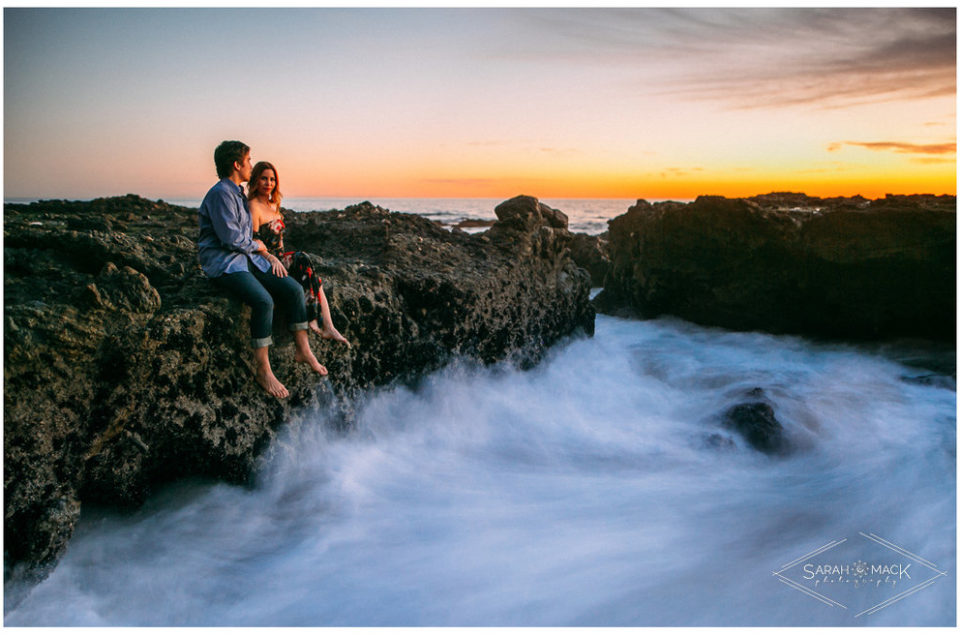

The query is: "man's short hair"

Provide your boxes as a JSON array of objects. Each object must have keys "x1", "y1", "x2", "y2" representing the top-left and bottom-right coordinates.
[{"x1": 214, "y1": 140, "x2": 250, "y2": 179}]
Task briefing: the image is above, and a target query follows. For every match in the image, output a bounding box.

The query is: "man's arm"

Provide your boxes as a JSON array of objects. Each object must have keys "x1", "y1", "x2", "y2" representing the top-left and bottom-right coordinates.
[{"x1": 206, "y1": 189, "x2": 266, "y2": 254}]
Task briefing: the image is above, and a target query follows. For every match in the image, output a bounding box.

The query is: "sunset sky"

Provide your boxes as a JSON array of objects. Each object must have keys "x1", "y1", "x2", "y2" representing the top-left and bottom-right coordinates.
[{"x1": 3, "y1": 7, "x2": 956, "y2": 200}]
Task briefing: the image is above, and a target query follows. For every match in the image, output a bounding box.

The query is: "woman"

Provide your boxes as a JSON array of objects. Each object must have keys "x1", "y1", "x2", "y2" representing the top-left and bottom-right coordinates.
[{"x1": 248, "y1": 161, "x2": 350, "y2": 346}]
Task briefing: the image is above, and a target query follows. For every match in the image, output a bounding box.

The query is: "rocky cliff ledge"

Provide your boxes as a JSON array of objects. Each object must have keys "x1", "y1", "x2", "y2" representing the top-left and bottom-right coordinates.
[
  {"x1": 594, "y1": 193, "x2": 955, "y2": 341},
  {"x1": 4, "y1": 194, "x2": 594, "y2": 578}
]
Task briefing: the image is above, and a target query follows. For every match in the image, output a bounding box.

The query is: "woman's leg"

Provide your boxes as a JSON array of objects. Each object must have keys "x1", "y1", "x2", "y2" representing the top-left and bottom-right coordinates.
[
  {"x1": 293, "y1": 329, "x2": 327, "y2": 376},
  {"x1": 285, "y1": 251, "x2": 328, "y2": 339},
  {"x1": 307, "y1": 299, "x2": 322, "y2": 337},
  {"x1": 316, "y1": 284, "x2": 350, "y2": 346}
]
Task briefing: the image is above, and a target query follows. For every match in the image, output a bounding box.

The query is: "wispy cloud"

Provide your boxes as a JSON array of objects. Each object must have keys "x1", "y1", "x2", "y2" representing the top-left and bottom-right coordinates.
[
  {"x1": 514, "y1": 8, "x2": 955, "y2": 110},
  {"x1": 829, "y1": 140, "x2": 956, "y2": 155},
  {"x1": 658, "y1": 9, "x2": 956, "y2": 109}
]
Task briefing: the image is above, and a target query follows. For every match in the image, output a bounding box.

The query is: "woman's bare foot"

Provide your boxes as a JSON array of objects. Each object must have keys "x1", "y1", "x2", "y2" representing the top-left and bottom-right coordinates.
[
  {"x1": 309, "y1": 319, "x2": 324, "y2": 337},
  {"x1": 319, "y1": 325, "x2": 351, "y2": 347},
  {"x1": 295, "y1": 347, "x2": 328, "y2": 375},
  {"x1": 255, "y1": 365, "x2": 289, "y2": 398}
]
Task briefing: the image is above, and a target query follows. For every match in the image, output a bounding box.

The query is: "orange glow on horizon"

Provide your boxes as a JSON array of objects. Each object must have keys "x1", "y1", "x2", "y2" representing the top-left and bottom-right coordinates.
[
  {"x1": 282, "y1": 165, "x2": 956, "y2": 201},
  {"x1": 271, "y1": 140, "x2": 956, "y2": 201}
]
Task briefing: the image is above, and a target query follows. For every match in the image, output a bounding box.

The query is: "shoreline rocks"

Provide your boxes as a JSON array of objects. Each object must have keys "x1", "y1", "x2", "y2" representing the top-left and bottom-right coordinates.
[
  {"x1": 4, "y1": 194, "x2": 595, "y2": 580},
  {"x1": 569, "y1": 232, "x2": 610, "y2": 287},
  {"x1": 594, "y1": 193, "x2": 956, "y2": 342}
]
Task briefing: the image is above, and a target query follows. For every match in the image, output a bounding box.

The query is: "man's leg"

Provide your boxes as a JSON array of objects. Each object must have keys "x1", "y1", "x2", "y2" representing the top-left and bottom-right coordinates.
[
  {"x1": 252, "y1": 345, "x2": 288, "y2": 398},
  {"x1": 252, "y1": 268, "x2": 328, "y2": 376},
  {"x1": 214, "y1": 271, "x2": 289, "y2": 398}
]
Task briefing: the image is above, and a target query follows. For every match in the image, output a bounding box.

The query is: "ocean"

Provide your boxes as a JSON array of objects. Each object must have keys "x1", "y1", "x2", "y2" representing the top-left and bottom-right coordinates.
[
  {"x1": 5, "y1": 313, "x2": 955, "y2": 626},
  {"x1": 172, "y1": 197, "x2": 644, "y2": 235},
  {"x1": 6, "y1": 196, "x2": 650, "y2": 235}
]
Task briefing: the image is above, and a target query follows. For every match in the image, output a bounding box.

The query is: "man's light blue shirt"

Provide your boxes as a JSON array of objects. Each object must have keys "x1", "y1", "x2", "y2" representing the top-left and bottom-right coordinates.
[{"x1": 197, "y1": 179, "x2": 270, "y2": 277}]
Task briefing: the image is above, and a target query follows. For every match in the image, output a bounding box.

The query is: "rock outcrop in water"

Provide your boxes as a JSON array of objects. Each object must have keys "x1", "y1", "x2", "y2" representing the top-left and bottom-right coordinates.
[
  {"x1": 594, "y1": 193, "x2": 956, "y2": 342},
  {"x1": 720, "y1": 388, "x2": 789, "y2": 455},
  {"x1": 4, "y1": 193, "x2": 594, "y2": 579},
  {"x1": 569, "y1": 232, "x2": 610, "y2": 287}
]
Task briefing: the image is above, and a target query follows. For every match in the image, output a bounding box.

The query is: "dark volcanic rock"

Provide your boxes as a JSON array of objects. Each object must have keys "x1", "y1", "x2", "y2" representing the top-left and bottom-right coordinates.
[
  {"x1": 720, "y1": 388, "x2": 789, "y2": 455},
  {"x1": 721, "y1": 402, "x2": 788, "y2": 455},
  {"x1": 453, "y1": 218, "x2": 495, "y2": 230},
  {"x1": 4, "y1": 193, "x2": 594, "y2": 578},
  {"x1": 493, "y1": 195, "x2": 568, "y2": 231},
  {"x1": 570, "y1": 232, "x2": 610, "y2": 287},
  {"x1": 595, "y1": 193, "x2": 955, "y2": 341},
  {"x1": 747, "y1": 191, "x2": 869, "y2": 210}
]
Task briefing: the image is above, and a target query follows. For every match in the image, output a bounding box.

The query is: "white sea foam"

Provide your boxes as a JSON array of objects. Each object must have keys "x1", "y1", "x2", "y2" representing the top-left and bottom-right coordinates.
[{"x1": 5, "y1": 315, "x2": 955, "y2": 626}]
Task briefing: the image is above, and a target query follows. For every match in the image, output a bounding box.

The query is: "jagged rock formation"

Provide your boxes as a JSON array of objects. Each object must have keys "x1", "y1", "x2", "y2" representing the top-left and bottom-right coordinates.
[
  {"x1": 569, "y1": 232, "x2": 610, "y2": 287},
  {"x1": 594, "y1": 193, "x2": 955, "y2": 341},
  {"x1": 4, "y1": 193, "x2": 594, "y2": 579}
]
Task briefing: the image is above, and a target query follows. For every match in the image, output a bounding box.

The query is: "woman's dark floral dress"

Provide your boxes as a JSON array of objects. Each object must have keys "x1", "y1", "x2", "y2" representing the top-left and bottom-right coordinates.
[{"x1": 254, "y1": 217, "x2": 324, "y2": 322}]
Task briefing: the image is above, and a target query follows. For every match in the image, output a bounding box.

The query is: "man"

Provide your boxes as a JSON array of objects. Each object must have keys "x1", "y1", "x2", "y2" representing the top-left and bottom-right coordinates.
[{"x1": 198, "y1": 140, "x2": 327, "y2": 398}]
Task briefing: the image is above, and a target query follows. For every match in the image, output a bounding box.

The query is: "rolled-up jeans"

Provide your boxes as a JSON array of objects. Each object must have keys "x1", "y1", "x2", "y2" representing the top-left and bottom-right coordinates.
[{"x1": 213, "y1": 262, "x2": 309, "y2": 348}]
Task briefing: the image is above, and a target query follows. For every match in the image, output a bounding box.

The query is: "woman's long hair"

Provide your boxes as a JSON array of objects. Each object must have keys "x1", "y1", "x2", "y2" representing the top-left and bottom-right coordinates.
[{"x1": 248, "y1": 161, "x2": 283, "y2": 210}]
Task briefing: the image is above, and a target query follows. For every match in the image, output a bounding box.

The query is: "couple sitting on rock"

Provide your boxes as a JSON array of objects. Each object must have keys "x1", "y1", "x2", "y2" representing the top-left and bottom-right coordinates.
[{"x1": 197, "y1": 140, "x2": 349, "y2": 398}]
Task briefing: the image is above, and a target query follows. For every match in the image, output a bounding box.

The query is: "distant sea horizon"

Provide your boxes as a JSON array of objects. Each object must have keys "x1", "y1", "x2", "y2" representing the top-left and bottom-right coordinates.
[
  {"x1": 7, "y1": 192, "x2": 954, "y2": 235},
  {"x1": 10, "y1": 191, "x2": 952, "y2": 235},
  {"x1": 6, "y1": 195, "x2": 694, "y2": 236}
]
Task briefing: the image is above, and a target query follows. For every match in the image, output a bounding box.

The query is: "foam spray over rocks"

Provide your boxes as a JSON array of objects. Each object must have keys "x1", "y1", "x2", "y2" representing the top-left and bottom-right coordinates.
[{"x1": 5, "y1": 315, "x2": 955, "y2": 626}]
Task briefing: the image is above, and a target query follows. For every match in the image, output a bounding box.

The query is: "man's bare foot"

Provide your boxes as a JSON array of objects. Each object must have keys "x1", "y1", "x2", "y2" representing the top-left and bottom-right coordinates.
[
  {"x1": 295, "y1": 348, "x2": 328, "y2": 375},
  {"x1": 255, "y1": 366, "x2": 289, "y2": 398},
  {"x1": 319, "y1": 325, "x2": 351, "y2": 347}
]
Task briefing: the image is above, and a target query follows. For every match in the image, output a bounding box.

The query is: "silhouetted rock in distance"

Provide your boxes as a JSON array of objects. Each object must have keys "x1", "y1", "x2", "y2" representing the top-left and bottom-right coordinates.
[{"x1": 595, "y1": 192, "x2": 955, "y2": 342}]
